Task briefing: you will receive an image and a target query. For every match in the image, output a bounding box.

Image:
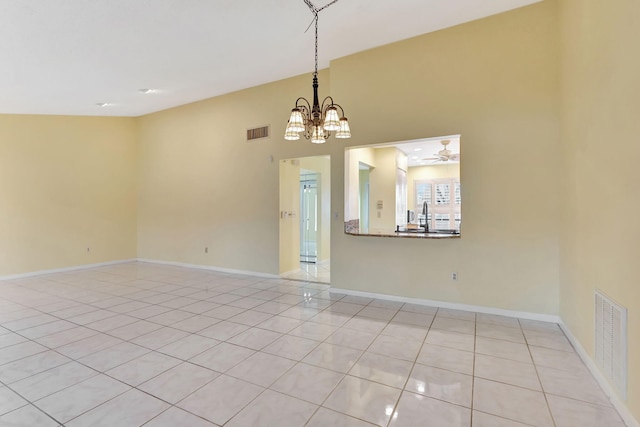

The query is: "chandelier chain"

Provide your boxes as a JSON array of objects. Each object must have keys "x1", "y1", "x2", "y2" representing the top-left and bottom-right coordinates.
[{"x1": 302, "y1": 0, "x2": 341, "y2": 77}]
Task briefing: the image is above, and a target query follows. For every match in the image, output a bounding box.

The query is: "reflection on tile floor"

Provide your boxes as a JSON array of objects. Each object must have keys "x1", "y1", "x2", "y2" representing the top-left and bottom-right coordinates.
[
  {"x1": 282, "y1": 261, "x2": 330, "y2": 284},
  {"x1": 0, "y1": 262, "x2": 628, "y2": 426}
]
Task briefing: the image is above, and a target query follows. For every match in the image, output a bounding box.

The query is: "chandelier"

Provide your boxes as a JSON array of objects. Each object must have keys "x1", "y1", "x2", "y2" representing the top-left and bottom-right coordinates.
[{"x1": 284, "y1": 0, "x2": 351, "y2": 144}]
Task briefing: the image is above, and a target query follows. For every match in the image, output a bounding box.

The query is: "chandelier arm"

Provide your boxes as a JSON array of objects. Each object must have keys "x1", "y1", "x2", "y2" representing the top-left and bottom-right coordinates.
[
  {"x1": 295, "y1": 97, "x2": 312, "y2": 112},
  {"x1": 320, "y1": 96, "x2": 335, "y2": 112}
]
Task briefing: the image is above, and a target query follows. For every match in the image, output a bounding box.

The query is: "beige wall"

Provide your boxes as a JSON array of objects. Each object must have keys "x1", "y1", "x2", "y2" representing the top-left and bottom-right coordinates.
[
  {"x1": 0, "y1": 115, "x2": 137, "y2": 276},
  {"x1": 279, "y1": 159, "x2": 300, "y2": 273},
  {"x1": 559, "y1": 0, "x2": 640, "y2": 418},
  {"x1": 345, "y1": 147, "x2": 376, "y2": 221},
  {"x1": 136, "y1": 70, "x2": 331, "y2": 275},
  {"x1": 330, "y1": 1, "x2": 561, "y2": 314},
  {"x1": 368, "y1": 148, "x2": 398, "y2": 233}
]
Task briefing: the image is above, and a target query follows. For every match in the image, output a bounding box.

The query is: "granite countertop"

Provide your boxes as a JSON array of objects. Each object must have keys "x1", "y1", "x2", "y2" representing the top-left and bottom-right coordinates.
[{"x1": 345, "y1": 231, "x2": 460, "y2": 239}]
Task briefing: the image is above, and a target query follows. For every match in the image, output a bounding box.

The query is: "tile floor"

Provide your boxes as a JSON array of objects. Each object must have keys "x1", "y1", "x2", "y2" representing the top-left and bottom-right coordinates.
[
  {"x1": 282, "y1": 262, "x2": 330, "y2": 284},
  {"x1": 0, "y1": 262, "x2": 627, "y2": 426}
]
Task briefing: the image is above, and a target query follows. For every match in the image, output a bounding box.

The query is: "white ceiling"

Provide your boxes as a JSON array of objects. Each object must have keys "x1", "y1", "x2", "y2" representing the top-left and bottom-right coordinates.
[
  {"x1": 0, "y1": 0, "x2": 540, "y2": 117},
  {"x1": 372, "y1": 135, "x2": 461, "y2": 167}
]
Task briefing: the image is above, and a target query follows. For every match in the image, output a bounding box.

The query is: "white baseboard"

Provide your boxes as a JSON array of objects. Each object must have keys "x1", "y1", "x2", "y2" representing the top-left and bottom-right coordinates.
[
  {"x1": 559, "y1": 321, "x2": 639, "y2": 427},
  {"x1": 329, "y1": 287, "x2": 560, "y2": 323},
  {"x1": 0, "y1": 259, "x2": 137, "y2": 281},
  {"x1": 136, "y1": 258, "x2": 279, "y2": 279}
]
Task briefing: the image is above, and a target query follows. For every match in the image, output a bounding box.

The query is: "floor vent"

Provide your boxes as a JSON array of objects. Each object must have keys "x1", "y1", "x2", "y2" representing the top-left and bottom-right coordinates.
[
  {"x1": 247, "y1": 125, "x2": 270, "y2": 141},
  {"x1": 595, "y1": 289, "x2": 627, "y2": 399}
]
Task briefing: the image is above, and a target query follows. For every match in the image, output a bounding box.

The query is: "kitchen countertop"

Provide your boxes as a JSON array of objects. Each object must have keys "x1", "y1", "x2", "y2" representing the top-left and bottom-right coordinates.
[{"x1": 345, "y1": 231, "x2": 460, "y2": 239}]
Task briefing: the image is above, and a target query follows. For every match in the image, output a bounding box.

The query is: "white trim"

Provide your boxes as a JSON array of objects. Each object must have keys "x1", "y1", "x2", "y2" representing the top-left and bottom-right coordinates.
[
  {"x1": 0, "y1": 259, "x2": 136, "y2": 281},
  {"x1": 136, "y1": 258, "x2": 279, "y2": 279},
  {"x1": 279, "y1": 268, "x2": 302, "y2": 277},
  {"x1": 329, "y1": 287, "x2": 560, "y2": 323},
  {"x1": 559, "y1": 321, "x2": 639, "y2": 427}
]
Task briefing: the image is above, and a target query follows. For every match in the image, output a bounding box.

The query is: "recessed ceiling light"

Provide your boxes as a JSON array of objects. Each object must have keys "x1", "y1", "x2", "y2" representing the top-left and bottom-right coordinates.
[
  {"x1": 414, "y1": 148, "x2": 422, "y2": 152},
  {"x1": 96, "y1": 102, "x2": 111, "y2": 107},
  {"x1": 139, "y1": 88, "x2": 156, "y2": 94}
]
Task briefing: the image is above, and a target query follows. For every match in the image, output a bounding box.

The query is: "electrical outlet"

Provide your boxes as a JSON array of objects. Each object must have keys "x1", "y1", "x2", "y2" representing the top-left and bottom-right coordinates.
[
  {"x1": 205, "y1": 247, "x2": 208, "y2": 253},
  {"x1": 451, "y1": 272, "x2": 458, "y2": 281}
]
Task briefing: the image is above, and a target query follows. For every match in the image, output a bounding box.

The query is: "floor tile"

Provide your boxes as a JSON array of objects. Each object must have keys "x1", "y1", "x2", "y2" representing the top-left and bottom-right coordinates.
[
  {"x1": 0, "y1": 404, "x2": 60, "y2": 427},
  {"x1": 391, "y1": 311, "x2": 434, "y2": 327},
  {"x1": 342, "y1": 317, "x2": 387, "y2": 334},
  {"x1": 389, "y1": 391, "x2": 471, "y2": 427},
  {"x1": 18, "y1": 320, "x2": 77, "y2": 340},
  {"x1": 523, "y1": 329, "x2": 573, "y2": 352},
  {"x1": 303, "y1": 343, "x2": 363, "y2": 373},
  {"x1": 177, "y1": 374, "x2": 263, "y2": 425},
  {"x1": 476, "y1": 322, "x2": 525, "y2": 343},
  {"x1": 34, "y1": 374, "x2": 130, "y2": 423},
  {"x1": 197, "y1": 320, "x2": 249, "y2": 341},
  {"x1": 138, "y1": 362, "x2": 219, "y2": 404},
  {"x1": 356, "y1": 306, "x2": 398, "y2": 321},
  {"x1": 78, "y1": 342, "x2": 149, "y2": 371},
  {"x1": 0, "y1": 350, "x2": 70, "y2": 384},
  {"x1": 546, "y1": 394, "x2": 626, "y2": 427},
  {"x1": 432, "y1": 316, "x2": 476, "y2": 335},
  {"x1": 288, "y1": 322, "x2": 338, "y2": 341},
  {"x1": 475, "y1": 353, "x2": 541, "y2": 390},
  {"x1": 143, "y1": 406, "x2": 219, "y2": 427},
  {"x1": 226, "y1": 351, "x2": 296, "y2": 387},
  {"x1": 226, "y1": 389, "x2": 317, "y2": 427},
  {"x1": 171, "y1": 314, "x2": 220, "y2": 333},
  {"x1": 406, "y1": 363, "x2": 472, "y2": 407},
  {"x1": 262, "y1": 334, "x2": 320, "y2": 360},
  {"x1": 106, "y1": 351, "x2": 181, "y2": 386},
  {"x1": 0, "y1": 386, "x2": 28, "y2": 416},
  {"x1": 157, "y1": 334, "x2": 219, "y2": 360},
  {"x1": 256, "y1": 315, "x2": 303, "y2": 333},
  {"x1": 106, "y1": 320, "x2": 162, "y2": 341},
  {"x1": 537, "y1": 365, "x2": 610, "y2": 406},
  {"x1": 305, "y1": 407, "x2": 377, "y2": 427},
  {"x1": 0, "y1": 341, "x2": 48, "y2": 365},
  {"x1": 271, "y1": 362, "x2": 344, "y2": 404},
  {"x1": 368, "y1": 334, "x2": 422, "y2": 362},
  {"x1": 189, "y1": 342, "x2": 255, "y2": 372},
  {"x1": 473, "y1": 378, "x2": 554, "y2": 427},
  {"x1": 65, "y1": 388, "x2": 169, "y2": 427},
  {"x1": 476, "y1": 313, "x2": 521, "y2": 328},
  {"x1": 529, "y1": 345, "x2": 587, "y2": 374},
  {"x1": 130, "y1": 326, "x2": 189, "y2": 350},
  {"x1": 475, "y1": 336, "x2": 532, "y2": 363},
  {"x1": 56, "y1": 333, "x2": 122, "y2": 359},
  {"x1": 10, "y1": 362, "x2": 98, "y2": 401},
  {"x1": 227, "y1": 327, "x2": 282, "y2": 350},
  {"x1": 324, "y1": 375, "x2": 402, "y2": 426},
  {"x1": 472, "y1": 411, "x2": 533, "y2": 426},
  {"x1": 228, "y1": 309, "x2": 273, "y2": 326},
  {"x1": 381, "y1": 322, "x2": 428, "y2": 341},
  {"x1": 146, "y1": 309, "x2": 195, "y2": 326},
  {"x1": 84, "y1": 314, "x2": 138, "y2": 332},
  {"x1": 417, "y1": 344, "x2": 474, "y2": 375},
  {"x1": 325, "y1": 327, "x2": 378, "y2": 350},
  {"x1": 349, "y1": 351, "x2": 413, "y2": 389},
  {"x1": 425, "y1": 329, "x2": 475, "y2": 352},
  {"x1": 0, "y1": 333, "x2": 28, "y2": 349},
  {"x1": 34, "y1": 326, "x2": 98, "y2": 348}
]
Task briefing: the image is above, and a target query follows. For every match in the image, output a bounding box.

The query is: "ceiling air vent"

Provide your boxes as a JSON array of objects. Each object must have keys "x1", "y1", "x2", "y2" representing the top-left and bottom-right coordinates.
[{"x1": 247, "y1": 125, "x2": 270, "y2": 141}]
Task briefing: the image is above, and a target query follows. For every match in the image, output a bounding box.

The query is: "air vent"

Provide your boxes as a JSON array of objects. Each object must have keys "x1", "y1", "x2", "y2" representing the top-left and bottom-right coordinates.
[
  {"x1": 247, "y1": 125, "x2": 270, "y2": 141},
  {"x1": 595, "y1": 290, "x2": 627, "y2": 399}
]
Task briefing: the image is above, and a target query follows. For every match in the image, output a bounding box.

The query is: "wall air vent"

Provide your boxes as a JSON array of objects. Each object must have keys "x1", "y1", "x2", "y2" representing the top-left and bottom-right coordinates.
[
  {"x1": 595, "y1": 289, "x2": 627, "y2": 399},
  {"x1": 247, "y1": 125, "x2": 270, "y2": 141}
]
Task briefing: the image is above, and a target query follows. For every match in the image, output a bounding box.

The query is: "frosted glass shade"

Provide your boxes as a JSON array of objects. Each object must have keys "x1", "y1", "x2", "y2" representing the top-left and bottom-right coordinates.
[
  {"x1": 287, "y1": 108, "x2": 305, "y2": 132},
  {"x1": 335, "y1": 117, "x2": 351, "y2": 138},
  {"x1": 284, "y1": 124, "x2": 300, "y2": 140},
  {"x1": 311, "y1": 126, "x2": 326, "y2": 144},
  {"x1": 323, "y1": 106, "x2": 340, "y2": 131}
]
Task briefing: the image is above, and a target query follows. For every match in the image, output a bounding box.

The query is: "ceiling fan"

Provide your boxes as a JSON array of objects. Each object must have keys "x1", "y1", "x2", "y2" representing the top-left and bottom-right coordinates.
[{"x1": 423, "y1": 140, "x2": 460, "y2": 162}]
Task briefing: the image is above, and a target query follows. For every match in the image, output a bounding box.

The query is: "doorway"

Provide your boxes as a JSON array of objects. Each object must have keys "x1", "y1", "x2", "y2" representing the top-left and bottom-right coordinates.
[
  {"x1": 300, "y1": 171, "x2": 318, "y2": 263},
  {"x1": 279, "y1": 155, "x2": 330, "y2": 283}
]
